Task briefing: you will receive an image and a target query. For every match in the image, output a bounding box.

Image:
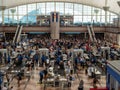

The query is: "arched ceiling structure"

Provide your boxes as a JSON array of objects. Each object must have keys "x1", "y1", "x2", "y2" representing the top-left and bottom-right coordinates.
[{"x1": 0, "y1": 0, "x2": 120, "y2": 15}]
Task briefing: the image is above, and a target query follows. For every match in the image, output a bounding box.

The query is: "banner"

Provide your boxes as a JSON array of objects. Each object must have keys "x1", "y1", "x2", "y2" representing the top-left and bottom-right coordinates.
[{"x1": 52, "y1": 12, "x2": 58, "y2": 22}]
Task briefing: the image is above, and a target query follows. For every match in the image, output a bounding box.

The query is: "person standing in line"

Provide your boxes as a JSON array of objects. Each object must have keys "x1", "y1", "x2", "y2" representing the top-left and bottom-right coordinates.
[{"x1": 78, "y1": 80, "x2": 84, "y2": 90}]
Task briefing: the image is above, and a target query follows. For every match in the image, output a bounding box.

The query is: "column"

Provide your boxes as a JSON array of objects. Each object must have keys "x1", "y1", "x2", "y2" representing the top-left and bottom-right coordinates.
[
  {"x1": 50, "y1": 12, "x2": 60, "y2": 39},
  {"x1": 118, "y1": 12, "x2": 120, "y2": 27},
  {"x1": 94, "y1": 9, "x2": 99, "y2": 22},
  {"x1": 103, "y1": 0, "x2": 109, "y2": 26},
  {"x1": 103, "y1": 6, "x2": 109, "y2": 25},
  {"x1": 1, "y1": 6, "x2": 6, "y2": 25},
  {"x1": 10, "y1": 8, "x2": 16, "y2": 23}
]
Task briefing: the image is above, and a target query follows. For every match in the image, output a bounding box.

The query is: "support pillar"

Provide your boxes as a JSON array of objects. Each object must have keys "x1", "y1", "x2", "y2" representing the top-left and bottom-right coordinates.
[
  {"x1": 0, "y1": 6, "x2": 6, "y2": 25},
  {"x1": 94, "y1": 9, "x2": 99, "y2": 23},
  {"x1": 103, "y1": 6, "x2": 109, "y2": 26},
  {"x1": 10, "y1": 8, "x2": 16, "y2": 23},
  {"x1": 50, "y1": 12, "x2": 60, "y2": 39}
]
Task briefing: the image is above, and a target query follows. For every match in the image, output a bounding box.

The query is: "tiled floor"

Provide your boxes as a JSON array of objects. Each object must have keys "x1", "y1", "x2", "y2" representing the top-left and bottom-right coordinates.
[{"x1": 8, "y1": 66, "x2": 106, "y2": 90}]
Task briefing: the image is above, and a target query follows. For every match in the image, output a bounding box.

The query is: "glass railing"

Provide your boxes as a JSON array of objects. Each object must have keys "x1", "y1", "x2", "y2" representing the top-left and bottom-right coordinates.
[{"x1": 0, "y1": 22, "x2": 119, "y2": 27}]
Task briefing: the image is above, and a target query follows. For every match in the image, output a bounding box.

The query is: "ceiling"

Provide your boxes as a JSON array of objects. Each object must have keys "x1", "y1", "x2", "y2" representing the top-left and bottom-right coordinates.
[{"x1": 0, "y1": 0, "x2": 120, "y2": 15}]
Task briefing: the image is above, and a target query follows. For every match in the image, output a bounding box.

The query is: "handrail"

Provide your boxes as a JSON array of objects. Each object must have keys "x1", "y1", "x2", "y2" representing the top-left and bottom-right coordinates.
[
  {"x1": 16, "y1": 25, "x2": 23, "y2": 43},
  {"x1": 13, "y1": 25, "x2": 20, "y2": 43},
  {"x1": 90, "y1": 25, "x2": 97, "y2": 43},
  {"x1": 87, "y1": 25, "x2": 93, "y2": 42}
]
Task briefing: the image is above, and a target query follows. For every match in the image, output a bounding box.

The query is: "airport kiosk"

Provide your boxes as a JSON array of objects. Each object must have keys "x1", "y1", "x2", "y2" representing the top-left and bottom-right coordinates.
[
  {"x1": 72, "y1": 49, "x2": 84, "y2": 74},
  {"x1": 106, "y1": 60, "x2": 120, "y2": 90},
  {"x1": 39, "y1": 48, "x2": 49, "y2": 67},
  {"x1": 101, "y1": 47, "x2": 110, "y2": 60},
  {"x1": 73, "y1": 49, "x2": 84, "y2": 58}
]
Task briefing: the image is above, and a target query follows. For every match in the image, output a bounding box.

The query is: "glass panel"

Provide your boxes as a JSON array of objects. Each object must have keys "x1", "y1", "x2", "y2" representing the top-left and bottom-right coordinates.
[
  {"x1": 74, "y1": 16, "x2": 82, "y2": 23},
  {"x1": 56, "y1": 2, "x2": 64, "y2": 15},
  {"x1": 37, "y1": 3, "x2": 45, "y2": 15},
  {"x1": 107, "y1": 12, "x2": 110, "y2": 23},
  {"x1": 28, "y1": 15, "x2": 36, "y2": 23},
  {"x1": 74, "y1": 4, "x2": 82, "y2": 15},
  {"x1": 83, "y1": 6, "x2": 91, "y2": 15},
  {"x1": 65, "y1": 3, "x2": 73, "y2": 15},
  {"x1": 0, "y1": 2, "x2": 118, "y2": 24},
  {"x1": 101, "y1": 9, "x2": 105, "y2": 15},
  {"x1": 4, "y1": 9, "x2": 9, "y2": 15},
  {"x1": 8, "y1": 15, "x2": 18, "y2": 23},
  {"x1": 28, "y1": 4, "x2": 36, "y2": 15},
  {"x1": 83, "y1": 16, "x2": 92, "y2": 22},
  {"x1": 19, "y1": 15, "x2": 27, "y2": 23},
  {"x1": 101, "y1": 16, "x2": 105, "y2": 23},
  {"x1": 18, "y1": 5, "x2": 27, "y2": 15},
  {"x1": 97, "y1": 15, "x2": 101, "y2": 22},
  {"x1": 46, "y1": 2, "x2": 55, "y2": 15},
  {"x1": 4, "y1": 15, "x2": 9, "y2": 23}
]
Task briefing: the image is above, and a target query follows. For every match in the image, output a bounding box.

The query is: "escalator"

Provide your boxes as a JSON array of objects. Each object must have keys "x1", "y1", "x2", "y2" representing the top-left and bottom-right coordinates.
[
  {"x1": 13, "y1": 25, "x2": 20, "y2": 44},
  {"x1": 87, "y1": 25, "x2": 93, "y2": 42},
  {"x1": 90, "y1": 25, "x2": 97, "y2": 43},
  {"x1": 16, "y1": 25, "x2": 23, "y2": 43},
  {"x1": 13, "y1": 25, "x2": 23, "y2": 44},
  {"x1": 87, "y1": 25, "x2": 98, "y2": 55},
  {"x1": 87, "y1": 25, "x2": 97, "y2": 43}
]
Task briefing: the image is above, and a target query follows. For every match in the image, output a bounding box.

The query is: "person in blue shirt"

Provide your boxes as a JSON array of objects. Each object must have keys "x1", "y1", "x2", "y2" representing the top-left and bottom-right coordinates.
[
  {"x1": 0, "y1": 72, "x2": 3, "y2": 89},
  {"x1": 7, "y1": 54, "x2": 11, "y2": 64},
  {"x1": 56, "y1": 55, "x2": 61, "y2": 65},
  {"x1": 41, "y1": 54, "x2": 47, "y2": 66},
  {"x1": 18, "y1": 54, "x2": 23, "y2": 62},
  {"x1": 39, "y1": 69, "x2": 47, "y2": 84},
  {"x1": 33, "y1": 53, "x2": 39, "y2": 65},
  {"x1": 74, "y1": 55, "x2": 80, "y2": 66}
]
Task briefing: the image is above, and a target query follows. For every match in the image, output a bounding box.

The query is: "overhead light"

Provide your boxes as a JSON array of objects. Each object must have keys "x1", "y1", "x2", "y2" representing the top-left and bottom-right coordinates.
[
  {"x1": 117, "y1": 1, "x2": 120, "y2": 7},
  {"x1": 0, "y1": 6, "x2": 6, "y2": 11},
  {"x1": 103, "y1": 6, "x2": 110, "y2": 11}
]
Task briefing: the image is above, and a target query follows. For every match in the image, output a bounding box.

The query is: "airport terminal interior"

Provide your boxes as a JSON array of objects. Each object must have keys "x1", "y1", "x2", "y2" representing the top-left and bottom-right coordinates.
[{"x1": 0, "y1": 0, "x2": 120, "y2": 90}]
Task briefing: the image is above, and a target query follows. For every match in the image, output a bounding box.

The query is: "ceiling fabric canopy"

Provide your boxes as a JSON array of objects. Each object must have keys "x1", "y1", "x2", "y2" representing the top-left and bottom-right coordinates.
[{"x1": 0, "y1": 0, "x2": 120, "y2": 15}]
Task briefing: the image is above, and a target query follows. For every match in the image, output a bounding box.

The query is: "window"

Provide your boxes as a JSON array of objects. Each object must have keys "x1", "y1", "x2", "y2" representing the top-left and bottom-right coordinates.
[
  {"x1": 28, "y1": 4, "x2": 36, "y2": 15},
  {"x1": 83, "y1": 6, "x2": 92, "y2": 15},
  {"x1": 18, "y1": 5, "x2": 27, "y2": 15},
  {"x1": 4, "y1": 15, "x2": 9, "y2": 23},
  {"x1": 74, "y1": 4, "x2": 82, "y2": 15},
  {"x1": 46, "y1": 2, "x2": 55, "y2": 15},
  {"x1": 4, "y1": 9, "x2": 9, "y2": 15},
  {"x1": 65, "y1": 3, "x2": 73, "y2": 15},
  {"x1": 1, "y1": 2, "x2": 118, "y2": 24},
  {"x1": 83, "y1": 16, "x2": 92, "y2": 23},
  {"x1": 56, "y1": 2, "x2": 64, "y2": 15},
  {"x1": 37, "y1": 3, "x2": 45, "y2": 15},
  {"x1": 74, "y1": 16, "x2": 82, "y2": 23}
]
